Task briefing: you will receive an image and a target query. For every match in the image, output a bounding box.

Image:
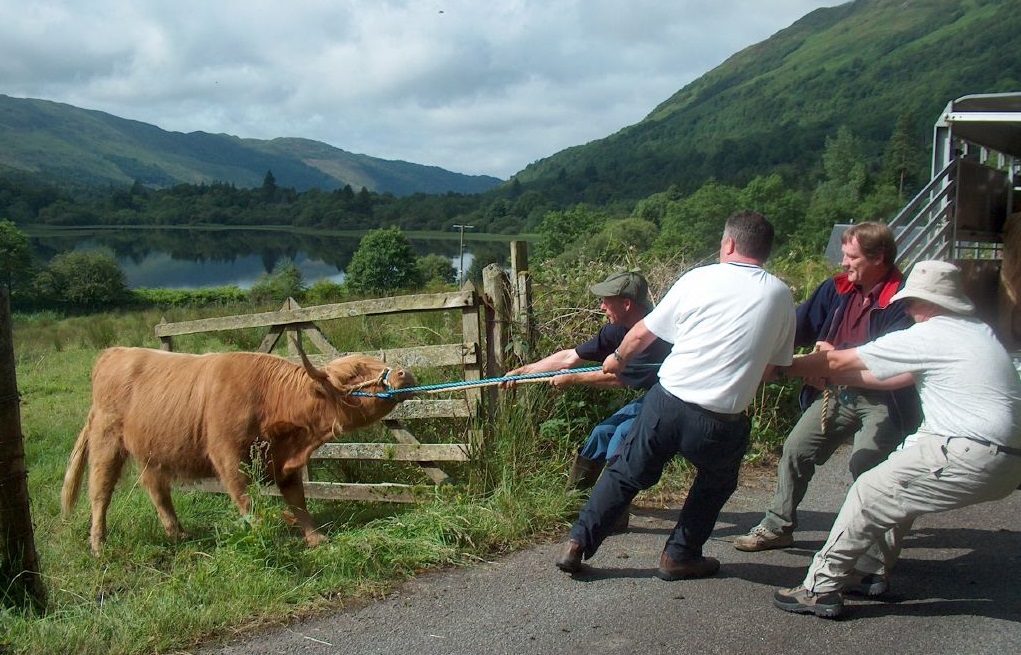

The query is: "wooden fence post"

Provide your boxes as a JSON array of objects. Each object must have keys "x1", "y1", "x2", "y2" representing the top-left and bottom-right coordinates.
[
  {"x1": 509, "y1": 240, "x2": 534, "y2": 363},
  {"x1": 460, "y1": 281, "x2": 485, "y2": 447},
  {"x1": 482, "y1": 264, "x2": 513, "y2": 420},
  {"x1": 158, "y1": 317, "x2": 173, "y2": 351},
  {"x1": 0, "y1": 287, "x2": 46, "y2": 614},
  {"x1": 482, "y1": 263, "x2": 513, "y2": 375}
]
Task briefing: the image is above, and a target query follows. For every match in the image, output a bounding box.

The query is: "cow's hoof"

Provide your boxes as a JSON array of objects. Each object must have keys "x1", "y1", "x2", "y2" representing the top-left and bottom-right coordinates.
[{"x1": 304, "y1": 532, "x2": 328, "y2": 547}]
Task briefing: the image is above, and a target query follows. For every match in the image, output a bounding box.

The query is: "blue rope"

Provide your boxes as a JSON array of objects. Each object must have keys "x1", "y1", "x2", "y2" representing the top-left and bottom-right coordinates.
[{"x1": 351, "y1": 363, "x2": 659, "y2": 398}]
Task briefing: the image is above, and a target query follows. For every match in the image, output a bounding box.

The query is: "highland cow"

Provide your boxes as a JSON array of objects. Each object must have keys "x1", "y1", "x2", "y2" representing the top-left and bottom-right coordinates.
[{"x1": 60, "y1": 346, "x2": 415, "y2": 554}]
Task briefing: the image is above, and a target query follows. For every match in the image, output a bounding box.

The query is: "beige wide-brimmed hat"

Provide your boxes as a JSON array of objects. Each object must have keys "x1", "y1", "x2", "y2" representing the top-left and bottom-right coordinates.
[{"x1": 890, "y1": 260, "x2": 975, "y2": 315}]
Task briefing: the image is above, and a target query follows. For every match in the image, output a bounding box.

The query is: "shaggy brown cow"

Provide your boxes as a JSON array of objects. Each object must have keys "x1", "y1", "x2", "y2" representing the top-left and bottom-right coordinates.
[{"x1": 60, "y1": 346, "x2": 415, "y2": 554}]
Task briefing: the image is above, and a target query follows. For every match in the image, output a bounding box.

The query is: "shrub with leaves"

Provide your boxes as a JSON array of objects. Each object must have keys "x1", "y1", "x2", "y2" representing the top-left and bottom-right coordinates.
[
  {"x1": 248, "y1": 259, "x2": 306, "y2": 305},
  {"x1": 0, "y1": 218, "x2": 34, "y2": 298},
  {"x1": 345, "y1": 227, "x2": 424, "y2": 295},
  {"x1": 416, "y1": 253, "x2": 457, "y2": 285},
  {"x1": 33, "y1": 249, "x2": 128, "y2": 310}
]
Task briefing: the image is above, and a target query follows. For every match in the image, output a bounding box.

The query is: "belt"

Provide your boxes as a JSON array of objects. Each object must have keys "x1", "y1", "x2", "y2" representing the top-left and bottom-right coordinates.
[
  {"x1": 684, "y1": 400, "x2": 745, "y2": 423},
  {"x1": 953, "y1": 436, "x2": 1021, "y2": 457},
  {"x1": 835, "y1": 385, "x2": 884, "y2": 404}
]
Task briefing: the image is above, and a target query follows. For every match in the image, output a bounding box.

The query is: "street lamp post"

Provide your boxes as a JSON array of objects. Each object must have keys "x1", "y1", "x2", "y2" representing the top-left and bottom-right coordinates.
[{"x1": 453, "y1": 224, "x2": 475, "y2": 284}]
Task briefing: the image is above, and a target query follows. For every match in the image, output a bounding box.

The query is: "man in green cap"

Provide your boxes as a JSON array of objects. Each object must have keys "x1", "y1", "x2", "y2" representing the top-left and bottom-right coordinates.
[{"x1": 503, "y1": 271, "x2": 671, "y2": 520}]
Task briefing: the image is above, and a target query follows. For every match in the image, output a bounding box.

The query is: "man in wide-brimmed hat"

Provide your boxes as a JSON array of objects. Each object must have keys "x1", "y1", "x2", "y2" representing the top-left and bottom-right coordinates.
[{"x1": 773, "y1": 260, "x2": 1021, "y2": 618}]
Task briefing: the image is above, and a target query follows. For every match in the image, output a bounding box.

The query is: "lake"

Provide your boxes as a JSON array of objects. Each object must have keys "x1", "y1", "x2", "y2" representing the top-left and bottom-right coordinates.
[{"x1": 27, "y1": 227, "x2": 491, "y2": 289}]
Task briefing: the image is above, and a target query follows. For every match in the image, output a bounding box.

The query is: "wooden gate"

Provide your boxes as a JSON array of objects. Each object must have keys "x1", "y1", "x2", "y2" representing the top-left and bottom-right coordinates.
[{"x1": 154, "y1": 285, "x2": 492, "y2": 503}]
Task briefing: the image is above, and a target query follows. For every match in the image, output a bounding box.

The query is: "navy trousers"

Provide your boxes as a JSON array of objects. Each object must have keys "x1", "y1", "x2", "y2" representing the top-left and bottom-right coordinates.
[{"x1": 569, "y1": 383, "x2": 750, "y2": 562}]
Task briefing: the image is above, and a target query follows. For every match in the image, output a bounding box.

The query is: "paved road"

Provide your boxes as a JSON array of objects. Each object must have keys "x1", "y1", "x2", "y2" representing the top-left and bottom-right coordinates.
[{"x1": 198, "y1": 447, "x2": 1021, "y2": 654}]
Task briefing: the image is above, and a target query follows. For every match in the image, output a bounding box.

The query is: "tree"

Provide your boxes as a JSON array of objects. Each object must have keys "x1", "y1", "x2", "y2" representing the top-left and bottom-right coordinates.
[
  {"x1": 416, "y1": 254, "x2": 457, "y2": 285},
  {"x1": 534, "y1": 205, "x2": 606, "y2": 261},
  {"x1": 881, "y1": 113, "x2": 925, "y2": 197},
  {"x1": 345, "y1": 227, "x2": 423, "y2": 295},
  {"x1": 0, "y1": 220, "x2": 34, "y2": 296},
  {"x1": 738, "y1": 174, "x2": 808, "y2": 251},
  {"x1": 248, "y1": 259, "x2": 306, "y2": 304},
  {"x1": 260, "y1": 170, "x2": 278, "y2": 203},
  {"x1": 37, "y1": 250, "x2": 128, "y2": 309},
  {"x1": 801, "y1": 126, "x2": 870, "y2": 251},
  {"x1": 570, "y1": 217, "x2": 659, "y2": 263},
  {"x1": 653, "y1": 180, "x2": 741, "y2": 260}
]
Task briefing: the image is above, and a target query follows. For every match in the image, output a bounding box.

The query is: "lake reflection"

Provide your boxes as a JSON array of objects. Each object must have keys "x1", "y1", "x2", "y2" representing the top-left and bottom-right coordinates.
[
  {"x1": 113, "y1": 250, "x2": 351, "y2": 289},
  {"x1": 28, "y1": 228, "x2": 480, "y2": 289}
]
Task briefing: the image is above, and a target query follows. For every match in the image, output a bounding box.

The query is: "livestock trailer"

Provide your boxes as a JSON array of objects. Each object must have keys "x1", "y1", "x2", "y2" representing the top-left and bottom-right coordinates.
[{"x1": 884, "y1": 92, "x2": 1021, "y2": 351}]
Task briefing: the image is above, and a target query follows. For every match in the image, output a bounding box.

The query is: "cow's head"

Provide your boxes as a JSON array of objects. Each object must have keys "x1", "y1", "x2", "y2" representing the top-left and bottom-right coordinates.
[{"x1": 298, "y1": 349, "x2": 416, "y2": 403}]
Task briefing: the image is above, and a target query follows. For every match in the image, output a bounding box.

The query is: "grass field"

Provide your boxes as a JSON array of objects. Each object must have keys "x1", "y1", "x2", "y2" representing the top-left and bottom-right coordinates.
[{"x1": 0, "y1": 304, "x2": 634, "y2": 654}]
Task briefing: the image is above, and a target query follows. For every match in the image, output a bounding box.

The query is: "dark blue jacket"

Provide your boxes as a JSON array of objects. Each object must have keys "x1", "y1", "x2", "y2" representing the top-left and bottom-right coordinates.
[{"x1": 795, "y1": 270, "x2": 921, "y2": 434}]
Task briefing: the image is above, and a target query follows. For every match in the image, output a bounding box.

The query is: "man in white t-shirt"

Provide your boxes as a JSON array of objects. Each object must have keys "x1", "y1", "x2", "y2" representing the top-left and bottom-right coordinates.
[
  {"x1": 554, "y1": 211, "x2": 797, "y2": 580},
  {"x1": 774, "y1": 260, "x2": 1021, "y2": 618}
]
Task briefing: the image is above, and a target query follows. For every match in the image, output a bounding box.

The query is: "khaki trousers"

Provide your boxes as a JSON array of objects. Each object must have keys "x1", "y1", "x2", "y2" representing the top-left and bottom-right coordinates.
[{"x1": 804, "y1": 435, "x2": 1021, "y2": 593}]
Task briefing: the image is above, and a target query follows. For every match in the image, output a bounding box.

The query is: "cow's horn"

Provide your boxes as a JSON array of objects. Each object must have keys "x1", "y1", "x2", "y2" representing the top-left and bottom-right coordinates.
[{"x1": 295, "y1": 338, "x2": 329, "y2": 383}]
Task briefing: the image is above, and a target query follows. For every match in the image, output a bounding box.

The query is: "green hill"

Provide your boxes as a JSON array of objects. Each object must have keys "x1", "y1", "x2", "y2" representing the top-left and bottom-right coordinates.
[
  {"x1": 0, "y1": 95, "x2": 502, "y2": 196},
  {"x1": 4, "y1": 0, "x2": 1020, "y2": 212},
  {"x1": 510, "y1": 0, "x2": 1021, "y2": 204}
]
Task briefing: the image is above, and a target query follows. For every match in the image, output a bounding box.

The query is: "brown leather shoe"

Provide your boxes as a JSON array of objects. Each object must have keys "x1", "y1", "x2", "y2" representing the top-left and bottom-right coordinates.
[
  {"x1": 656, "y1": 551, "x2": 720, "y2": 581},
  {"x1": 555, "y1": 539, "x2": 584, "y2": 573}
]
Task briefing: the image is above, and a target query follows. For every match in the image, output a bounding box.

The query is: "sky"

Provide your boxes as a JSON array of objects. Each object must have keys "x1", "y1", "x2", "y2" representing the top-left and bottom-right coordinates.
[{"x1": 2, "y1": 1, "x2": 847, "y2": 180}]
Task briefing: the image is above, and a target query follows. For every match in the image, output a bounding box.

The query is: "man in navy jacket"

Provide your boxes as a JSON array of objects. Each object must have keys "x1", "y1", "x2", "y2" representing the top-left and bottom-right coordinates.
[{"x1": 734, "y1": 222, "x2": 921, "y2": 552}]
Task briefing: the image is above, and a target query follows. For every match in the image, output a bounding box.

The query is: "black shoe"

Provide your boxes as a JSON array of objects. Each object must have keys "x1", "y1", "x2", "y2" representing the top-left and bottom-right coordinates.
[
  {"x1": 555, "y1": 539, "x2": 583, "y2": 573},
  {"x1": 656, "y1": 552, "x2": 720, "y2": 581},
  {"x1": 773, "y1": 585, "x2": 843, "y2": 618}
]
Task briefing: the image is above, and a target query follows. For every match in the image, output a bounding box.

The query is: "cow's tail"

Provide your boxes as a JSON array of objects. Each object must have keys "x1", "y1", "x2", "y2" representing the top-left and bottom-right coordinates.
[{"x1": 60, "y1": 412, "x2": 92, "y2": 517}]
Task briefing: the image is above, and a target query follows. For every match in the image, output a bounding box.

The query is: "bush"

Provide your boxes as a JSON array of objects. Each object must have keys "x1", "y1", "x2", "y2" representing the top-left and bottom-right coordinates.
[
  {"x1": 416, "y1": 254, "x2": 457, "y2": 285},
  {"x1": 345, "y1": 227, "x2": 424, "y2": 295},
  {"x1": 33, "y1": 249, "x2": 128, "y2": 310},
  {"x1": 248, "y1": 260, "x2": 306, "y2": 305},
  {"x1": 0, "y1": 218, "x2": 34, "y2": 298},
  {"x1": 534, "y1": 205, "x2": 606, "y2": 262},
  {"x1": 131, "y1": 286, "x2": 248, "y2": 308},
  {"x1": 304, "y1": 279, "x2": 346, "y2": 306}
]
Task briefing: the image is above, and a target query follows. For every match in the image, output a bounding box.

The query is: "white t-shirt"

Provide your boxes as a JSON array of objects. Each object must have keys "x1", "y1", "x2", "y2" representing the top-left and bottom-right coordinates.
[
  {"x1": 644, "y1": 262, "x2": 796, "y2": 414},
  {"x1": 858, "y1": 315, "x2": 1021, "y2": 447}
]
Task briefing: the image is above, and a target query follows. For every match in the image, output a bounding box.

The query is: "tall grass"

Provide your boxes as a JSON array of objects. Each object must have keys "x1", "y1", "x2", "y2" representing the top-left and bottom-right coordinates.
[{"x1": 0, "y1": 303, "x2": 582, "y2": 654}]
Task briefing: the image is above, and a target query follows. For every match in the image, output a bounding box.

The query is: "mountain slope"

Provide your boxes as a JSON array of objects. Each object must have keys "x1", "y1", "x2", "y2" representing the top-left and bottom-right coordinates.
[
  {"x1": 511, "y1": 0, "x2": 1021, "y2": 202},
  {"x1": 0, "y1": 95, "x2": 502, "y2": 196}
]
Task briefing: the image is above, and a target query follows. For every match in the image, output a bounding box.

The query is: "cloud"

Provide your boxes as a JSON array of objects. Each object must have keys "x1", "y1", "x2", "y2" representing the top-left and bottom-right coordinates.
[{"x1": 0, "y1": 0, "x2": 847, "y2": 178}]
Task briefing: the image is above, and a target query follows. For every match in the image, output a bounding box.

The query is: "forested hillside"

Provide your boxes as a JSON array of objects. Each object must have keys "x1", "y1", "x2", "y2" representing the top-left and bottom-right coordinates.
[
  {"x1": 511, "y1": 0, "x2": 1021, "y2": 205},
  {"x1": 2, "y1": 0, "x2": 1020, "y2": 263}
]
